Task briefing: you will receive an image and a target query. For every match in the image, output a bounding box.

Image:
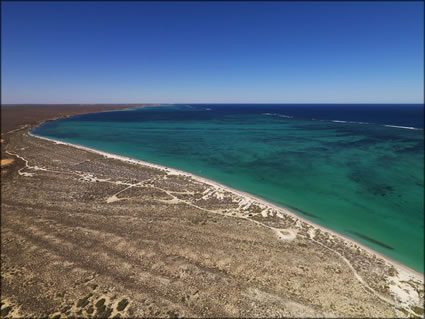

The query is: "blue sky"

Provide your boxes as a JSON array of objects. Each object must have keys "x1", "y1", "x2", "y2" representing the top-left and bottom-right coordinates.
[{"x1": 1, "y1": 1, "x2": 424, "y2": 104}]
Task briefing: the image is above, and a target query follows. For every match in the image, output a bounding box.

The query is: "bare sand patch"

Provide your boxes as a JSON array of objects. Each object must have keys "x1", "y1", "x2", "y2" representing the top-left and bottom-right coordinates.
[
  {"x1": 1, "y1": 158, "x2": 15, "y2": 168},
  {"x1": 275, "y1": 228, "x2": 297, "y2": 241}
]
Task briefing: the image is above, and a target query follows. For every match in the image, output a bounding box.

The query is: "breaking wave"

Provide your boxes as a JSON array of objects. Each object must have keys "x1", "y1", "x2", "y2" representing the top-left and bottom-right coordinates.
[
  {"x1": 383, "y1": 125, "x2": 422, "y2": 130},
  {"x1": 261, "y1": 114, "x2": 422, "y2": 130},
  {"x1": 331, "y1": 120, "x2": 422, "y2": 130},
  {"x1": 262, "y1": 113, "x2": 293, "y2": 118},
  {"x1": 331, "y1": 120, "x2": 369, "y2": 124}
]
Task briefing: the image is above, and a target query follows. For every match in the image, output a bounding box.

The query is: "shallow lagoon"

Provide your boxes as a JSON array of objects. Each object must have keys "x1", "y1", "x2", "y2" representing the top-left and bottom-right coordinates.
[{"x1": 32, "y1": 104, "x2": 424, "y2": 272}]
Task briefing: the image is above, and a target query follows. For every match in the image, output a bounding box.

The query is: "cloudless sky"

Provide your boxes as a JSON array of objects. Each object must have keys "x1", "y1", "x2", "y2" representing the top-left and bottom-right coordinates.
[{"x1": 1, "y1": 1, "x2": 424, "y2": 104}]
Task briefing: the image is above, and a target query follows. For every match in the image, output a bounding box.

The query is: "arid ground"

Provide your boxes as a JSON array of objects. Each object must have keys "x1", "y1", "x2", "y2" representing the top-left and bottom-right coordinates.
[{"x1": 1, "y1": 105, "x2": 424, "y2": 318}]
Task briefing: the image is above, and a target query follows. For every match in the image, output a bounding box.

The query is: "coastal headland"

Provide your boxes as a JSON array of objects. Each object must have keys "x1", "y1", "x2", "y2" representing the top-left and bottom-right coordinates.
[{"x1": 1, "y1": 105, "x2": 424, "y2": 318}]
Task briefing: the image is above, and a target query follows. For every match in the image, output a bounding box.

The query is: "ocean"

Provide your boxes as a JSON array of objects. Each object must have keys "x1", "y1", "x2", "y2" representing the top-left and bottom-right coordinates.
[{"x1": 31, "y1": 104, "x2": 424, "y2": 272}]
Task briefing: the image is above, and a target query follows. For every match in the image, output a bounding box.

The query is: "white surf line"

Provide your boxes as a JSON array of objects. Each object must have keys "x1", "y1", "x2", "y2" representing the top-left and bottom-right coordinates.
[{"x1": 384, "y1": 125, "x2": 422, "y2": 130}]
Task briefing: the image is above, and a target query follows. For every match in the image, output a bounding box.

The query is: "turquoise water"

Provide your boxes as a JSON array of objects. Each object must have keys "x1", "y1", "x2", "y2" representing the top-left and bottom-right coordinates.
[{"x1": 32, "y1": 104, "x2": 424, "y2": 272}]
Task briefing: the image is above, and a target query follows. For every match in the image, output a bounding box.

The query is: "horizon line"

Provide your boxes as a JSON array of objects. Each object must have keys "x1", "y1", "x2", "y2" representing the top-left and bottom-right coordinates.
[{"x1": 2, "y1": 102, "x2": 424, "y2": 106}]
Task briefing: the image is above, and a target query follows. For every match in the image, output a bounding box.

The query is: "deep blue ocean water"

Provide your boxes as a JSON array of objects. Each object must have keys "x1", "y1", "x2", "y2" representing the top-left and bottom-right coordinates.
[{"x1": 32, "y1": 104, "x2": 424, "y2": 272}]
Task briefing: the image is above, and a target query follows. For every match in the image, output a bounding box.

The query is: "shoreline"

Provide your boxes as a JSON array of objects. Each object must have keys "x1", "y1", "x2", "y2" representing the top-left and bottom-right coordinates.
[{"x1": 27, "y1": 129, "x2": 424, "y2": 281}]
